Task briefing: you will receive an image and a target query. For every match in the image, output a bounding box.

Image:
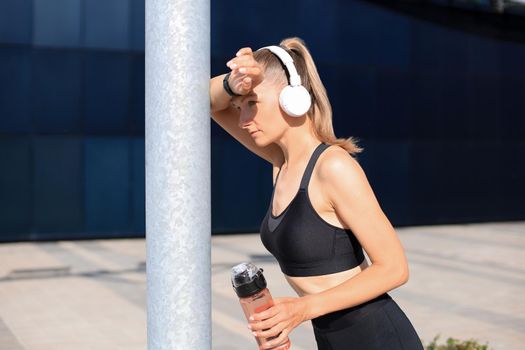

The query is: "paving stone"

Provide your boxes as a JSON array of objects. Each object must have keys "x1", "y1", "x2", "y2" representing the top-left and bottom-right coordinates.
[{"x1": 0, "y1": 222, "x2": 523, "y2": 349}]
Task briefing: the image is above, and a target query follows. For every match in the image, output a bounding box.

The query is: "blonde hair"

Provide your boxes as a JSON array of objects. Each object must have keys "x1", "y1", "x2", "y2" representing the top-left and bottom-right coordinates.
[{"x1": 253, "y1": 36, "x2": 364, "y2": 157}]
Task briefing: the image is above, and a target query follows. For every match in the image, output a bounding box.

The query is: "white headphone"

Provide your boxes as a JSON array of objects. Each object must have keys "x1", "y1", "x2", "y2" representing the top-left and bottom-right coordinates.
[{"x1": 255, "y1": 45, "x2": 312, "y2": 117}]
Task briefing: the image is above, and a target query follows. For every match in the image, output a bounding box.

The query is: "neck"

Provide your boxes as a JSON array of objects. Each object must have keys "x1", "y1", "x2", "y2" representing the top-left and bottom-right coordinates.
[{"x1": 276, "y1": 124, "x2": 322, "y2": 171}]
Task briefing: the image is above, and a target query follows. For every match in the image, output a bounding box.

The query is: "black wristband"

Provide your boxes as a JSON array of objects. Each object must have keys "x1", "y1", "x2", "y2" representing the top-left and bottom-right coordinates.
[{"x1": 223, "y1": 72, "x2": 242, "y2": 97}]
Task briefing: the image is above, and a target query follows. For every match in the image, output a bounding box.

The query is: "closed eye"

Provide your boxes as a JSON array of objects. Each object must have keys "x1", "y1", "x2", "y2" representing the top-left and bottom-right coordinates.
[{"x1": 231, "y1": 101, "x2": 256, "y2": 109}]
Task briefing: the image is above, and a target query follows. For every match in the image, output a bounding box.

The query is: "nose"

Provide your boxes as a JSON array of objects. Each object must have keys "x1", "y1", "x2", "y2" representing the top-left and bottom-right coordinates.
[{"x1": 237, "y1": 110, "x2": 254, "y2": 129}]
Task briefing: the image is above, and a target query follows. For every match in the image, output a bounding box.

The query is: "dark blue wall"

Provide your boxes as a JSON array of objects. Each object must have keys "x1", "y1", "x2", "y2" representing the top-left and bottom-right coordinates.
[
  {"x1": 0, "y1": 0, "x2": 145, "y2": 241},
  {"x1": 0, "y1": 0, "x2": 524, "y2": 241}
]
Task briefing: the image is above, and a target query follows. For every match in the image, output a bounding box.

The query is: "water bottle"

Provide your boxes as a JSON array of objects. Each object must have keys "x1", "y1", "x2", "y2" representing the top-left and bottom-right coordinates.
[{"x1": 231, "y1": 262, "x2": 291, "y2": 350}]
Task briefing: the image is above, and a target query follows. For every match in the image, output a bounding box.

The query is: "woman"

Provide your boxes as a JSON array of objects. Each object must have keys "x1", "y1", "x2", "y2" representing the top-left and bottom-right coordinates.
[{"x1": 210, "y1": 37, "x2": 424, "y2": 350}]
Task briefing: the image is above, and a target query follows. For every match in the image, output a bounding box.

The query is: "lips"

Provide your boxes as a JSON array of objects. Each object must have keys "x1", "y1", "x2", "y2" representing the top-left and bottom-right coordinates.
[{"x1": 250, "y1": 131, "x2": 259, "y2": 135}]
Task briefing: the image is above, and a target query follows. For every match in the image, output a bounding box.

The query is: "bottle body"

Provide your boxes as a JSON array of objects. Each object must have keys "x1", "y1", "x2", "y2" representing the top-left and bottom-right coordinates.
[
  {"x1": 239, "y1": 287, "x2": 291, "y2": 350},
  {"x1": 231, "y1": 262, "x2": 292, "y2": 350}
]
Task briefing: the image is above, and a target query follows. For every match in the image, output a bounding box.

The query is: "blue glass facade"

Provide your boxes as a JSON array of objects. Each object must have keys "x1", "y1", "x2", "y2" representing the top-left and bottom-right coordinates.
[
  {"x1": 0, "y1": 0, "x2": 524, "y2": 241},
  {"x1": 0, "y1": 0, "x2": 144, "y2": 241}
]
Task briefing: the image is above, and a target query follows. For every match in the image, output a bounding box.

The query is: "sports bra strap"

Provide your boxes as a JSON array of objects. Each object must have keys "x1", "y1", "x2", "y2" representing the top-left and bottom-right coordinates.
[
  {"x1": 299, "y1": 142, "x2": 329, "y2": 190},
  {"x1": 273, "y1": 142, "x2": 330, "y2": 190}
]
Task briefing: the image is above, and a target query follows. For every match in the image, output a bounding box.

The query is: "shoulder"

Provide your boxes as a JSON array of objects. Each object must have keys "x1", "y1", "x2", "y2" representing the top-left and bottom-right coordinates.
[
  {"x1": 317, "y1": 145, "x2": 364, "y2": 181},
  {"x1": 316, "y1": 145, "x2": 369, "y2": 205}
]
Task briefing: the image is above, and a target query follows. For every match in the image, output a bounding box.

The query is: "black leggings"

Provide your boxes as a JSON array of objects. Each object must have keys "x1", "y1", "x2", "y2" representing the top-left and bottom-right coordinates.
[{"x1": 311, "y1": 293, "x2": 424, "y2": 350}]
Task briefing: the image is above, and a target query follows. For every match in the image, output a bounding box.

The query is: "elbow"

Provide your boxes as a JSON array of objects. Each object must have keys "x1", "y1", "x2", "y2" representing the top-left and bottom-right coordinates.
[
  {"x1": 396, "y1": 262, "x2": 409, "y2": 286},
  {"x1": 384, "y1": 261, "x2": 409, "y2": 287},
  {"x1": 375, "y1": 259, "x2": 410, "y2": 287},
  {"x1": 399, "y1": 267, "x2": 409, "y2": 285}
]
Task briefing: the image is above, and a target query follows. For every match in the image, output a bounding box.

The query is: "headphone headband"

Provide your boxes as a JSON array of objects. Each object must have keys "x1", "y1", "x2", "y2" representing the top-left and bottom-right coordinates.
[
  {"x1": 254, "y1": 44, "x2": 312, "y2": 117},
  {"x1": 256, "y1": 45, "x2": 301, "y2": 86}
]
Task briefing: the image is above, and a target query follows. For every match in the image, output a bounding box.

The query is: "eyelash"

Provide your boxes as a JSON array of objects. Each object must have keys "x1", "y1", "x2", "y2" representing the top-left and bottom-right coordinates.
[{"x1": 234, "y1": 101, "x2": 256, "y2": 109}]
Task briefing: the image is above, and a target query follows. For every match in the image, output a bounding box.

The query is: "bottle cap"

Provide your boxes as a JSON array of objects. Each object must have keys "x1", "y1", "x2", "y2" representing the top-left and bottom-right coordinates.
[{"x1": 231, "y1": 262, "x2": 267, "y2": 298}]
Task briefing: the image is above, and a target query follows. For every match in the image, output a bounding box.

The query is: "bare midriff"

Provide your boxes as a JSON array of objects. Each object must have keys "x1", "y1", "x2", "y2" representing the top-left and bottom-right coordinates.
[{"x1": 284, "y1": 259, "x2": 369, "y2": 296}]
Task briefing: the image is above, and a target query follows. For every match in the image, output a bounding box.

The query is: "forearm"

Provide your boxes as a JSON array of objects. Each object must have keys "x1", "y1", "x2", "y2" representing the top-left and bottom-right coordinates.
[
  {"x1": 301, "y1": 264, "x2": 407, "y2": 321},
  {"x1": 210, "y1": 73, "x2": 232, "y2": 113}
]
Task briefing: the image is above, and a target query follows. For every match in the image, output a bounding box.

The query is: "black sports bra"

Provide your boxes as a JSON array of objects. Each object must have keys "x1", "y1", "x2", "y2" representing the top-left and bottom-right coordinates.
[{"x1": 259, "y1": 142, "x2": 365, "y2": 277}]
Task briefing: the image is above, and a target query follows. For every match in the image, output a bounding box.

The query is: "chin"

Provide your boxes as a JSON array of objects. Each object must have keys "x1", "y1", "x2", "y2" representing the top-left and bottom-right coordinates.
[
  {"x1": 253, "y1": 137, "x2": 265, "y2": 146},
  {"x1": 254, "y1": 136, "x2": 271, "y2": 147}
]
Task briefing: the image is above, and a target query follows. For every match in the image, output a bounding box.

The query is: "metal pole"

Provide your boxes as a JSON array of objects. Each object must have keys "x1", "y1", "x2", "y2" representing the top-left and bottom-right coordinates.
[{"x1": 145, "y1": 0, "x2": 211, "y2": 348}]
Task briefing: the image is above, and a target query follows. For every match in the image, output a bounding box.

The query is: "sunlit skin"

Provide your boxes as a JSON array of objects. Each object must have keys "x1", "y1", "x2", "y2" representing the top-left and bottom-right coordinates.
[
  {"x1": 226, "y1": 48, "x2": 410, "y2": 349},
  {"x1": 230, "y1": 79, "x2": 288, "y2": 148}
]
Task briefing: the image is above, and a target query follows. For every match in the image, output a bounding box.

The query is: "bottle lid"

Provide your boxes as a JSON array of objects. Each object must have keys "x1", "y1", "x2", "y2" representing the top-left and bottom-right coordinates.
[{"x1": 231, "y1": 262, "x2": 267, "y2": 297}]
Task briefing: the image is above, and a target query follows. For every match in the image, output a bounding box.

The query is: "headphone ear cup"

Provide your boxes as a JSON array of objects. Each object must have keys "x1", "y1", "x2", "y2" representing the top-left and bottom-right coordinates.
[{"x1": 279, "y1": 85, "x2": 312, "y2": 117}]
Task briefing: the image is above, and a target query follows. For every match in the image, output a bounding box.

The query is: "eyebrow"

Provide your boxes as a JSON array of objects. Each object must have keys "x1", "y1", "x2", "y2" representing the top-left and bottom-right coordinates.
[
  {"x1": 244, "y1": 94, "x2": 256, "y2": 102},
  {"x1": 232, "y1": 92, "x2": 258, "y2": 105}
]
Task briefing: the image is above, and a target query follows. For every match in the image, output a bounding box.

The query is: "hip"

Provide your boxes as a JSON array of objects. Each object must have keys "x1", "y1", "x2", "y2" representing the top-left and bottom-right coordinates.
[
  {"x1": 311, "y1": 292, "x2": 393, "y2": 332},
  {"x1": 311, "y1": 293, "x2": 424, "y2": 350}
]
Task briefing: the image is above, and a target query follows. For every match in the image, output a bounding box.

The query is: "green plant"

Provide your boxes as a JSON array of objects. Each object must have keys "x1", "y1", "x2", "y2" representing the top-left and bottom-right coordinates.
[{"x1": 424, "y1": 333, "x2": 492, "y2": 350}]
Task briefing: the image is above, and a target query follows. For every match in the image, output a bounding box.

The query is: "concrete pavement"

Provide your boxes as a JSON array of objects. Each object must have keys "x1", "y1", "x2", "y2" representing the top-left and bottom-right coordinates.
[{"x1": 0, "y1": 221, "x2": 523, "y2": 349}]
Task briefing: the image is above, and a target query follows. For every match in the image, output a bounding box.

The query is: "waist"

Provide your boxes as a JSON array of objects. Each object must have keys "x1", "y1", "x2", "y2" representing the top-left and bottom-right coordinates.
[{"x1": 311, "y1": 292, "x2": 392, "y2": 332}]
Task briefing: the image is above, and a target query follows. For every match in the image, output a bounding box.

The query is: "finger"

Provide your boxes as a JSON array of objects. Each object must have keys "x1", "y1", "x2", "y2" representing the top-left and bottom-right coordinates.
[
  {"x1": 242, "y1": 77, "x2": 252, "y2": 87},
  {"x1": 236, "y1": 47, "x2": 253, "y2": 57},
  {"x1": 229, "y1": 68, "x2": 246, "y2": 83},
  {"x1": 263, "y1": 328, "x2": 290, "y2": 349},
  {"x1": 238, "y1": 66, "x2": 261, "y2": 75},
  {"x1": 250, "y1": 313, "x2": 281, "y2": 332},
  {"x1": 253, "y1": 321, "x2": 286, "y2": 339},
  {"x1": 231, "y1": 77, "x2": 250, "y2": 94},
  {"x1": 226, "y1": 55, "x2": 255, "y2": 69},
  {"x1": 250, "y1": 306, "x2": 279, "y2": 322}
]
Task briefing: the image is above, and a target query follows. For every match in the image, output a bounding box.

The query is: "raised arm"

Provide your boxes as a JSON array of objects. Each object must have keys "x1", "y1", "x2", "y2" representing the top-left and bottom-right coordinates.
[{"x1": 209, "y1": 48, "x2": 283, "y2": 166}]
